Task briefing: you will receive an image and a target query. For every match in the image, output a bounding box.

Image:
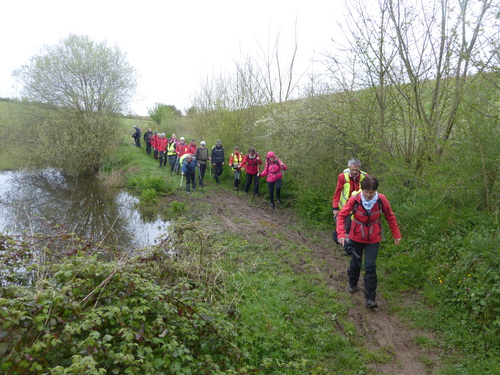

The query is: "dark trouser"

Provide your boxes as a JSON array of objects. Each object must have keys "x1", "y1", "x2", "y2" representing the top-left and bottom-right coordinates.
[
  {"x1": 348, "y1": 241, "x2": 380, "y2": 301},
  {"x1": 213, "y1": 163, "x2": 223, "y2": 181},
  {"x1": 233, "y1": 170, "x2": 241, "y2": 189},
  {"x1": 267, "y1": 178, "x2": 282, "y2": 204},
  {"x1": 134, "y1": 138, "x2": 141, "y2": 147},
  {"x1": 185, "y1": 172, "x2": 196, "y2": 191},
  {"x1": 198, "y1": 163, "x2": 207, "y2": 185},
  {"x1": 146, "y1": 141, "x2": 152, "y2": 155},
  {"x1": 245, "y1": 173, "x2": 259, "y2": 194},
  {"x1": 159, "y1": 151, "x2": 166, "y2": 166},
  {"x1": 168, "y1": 155, "x2": 177, "y2": 171},
  {"x1": 154, "y1": 149, "x2": 158, "y2": 159}
]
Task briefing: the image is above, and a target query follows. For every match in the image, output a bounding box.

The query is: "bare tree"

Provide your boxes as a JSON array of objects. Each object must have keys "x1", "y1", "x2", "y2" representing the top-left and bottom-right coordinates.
[{"x1": 325, "y1": 0, "x2": 498, "y2": 170}]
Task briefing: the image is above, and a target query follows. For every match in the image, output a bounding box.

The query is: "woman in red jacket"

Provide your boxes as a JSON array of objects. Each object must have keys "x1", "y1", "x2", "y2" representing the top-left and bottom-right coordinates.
[
  {"x1": 258, "y1": 151, "x2": 287, "y2": 209},
  {"x1": 239, "y1": 148, "x2": 262, "y2": 196},
  {"x1": 336, "y1": 175, "x2": 401, "y2": 309},
  {"x1": 156, "y1": 133, "x2": 168, "y2": 167}
]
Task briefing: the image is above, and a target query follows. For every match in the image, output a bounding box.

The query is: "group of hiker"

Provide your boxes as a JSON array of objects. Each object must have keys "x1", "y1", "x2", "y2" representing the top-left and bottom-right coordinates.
[
  {"x1": 134, "y1": 128, "x2": 288, "y2": 209},
  {"x1": 134, "y1": 127, "x2": 402, "y2": 310}
]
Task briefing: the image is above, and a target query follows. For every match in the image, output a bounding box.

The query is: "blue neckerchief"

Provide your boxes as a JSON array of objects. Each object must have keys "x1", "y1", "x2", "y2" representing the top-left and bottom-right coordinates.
[{"x1": 361, "y1": 192, "x2": 379, "y2": 212}]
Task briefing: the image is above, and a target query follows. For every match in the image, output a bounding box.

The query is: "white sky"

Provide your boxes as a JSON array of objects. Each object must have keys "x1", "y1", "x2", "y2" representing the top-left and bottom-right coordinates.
[{"x1": 1, "y1": 0, "x2": 346, "y2": 115}]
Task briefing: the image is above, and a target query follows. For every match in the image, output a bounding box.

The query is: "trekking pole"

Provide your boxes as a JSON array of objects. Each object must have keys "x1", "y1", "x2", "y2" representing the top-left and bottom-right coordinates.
[
  {"x1": 209, "y1": 163, "x2": 212, "y2": 178},
  {"x1": 252, "y1": 174, "x2": 260, "y2": 205},
  {"x1": 179, "y1": 175, "x2": 184, "y2": 188}
]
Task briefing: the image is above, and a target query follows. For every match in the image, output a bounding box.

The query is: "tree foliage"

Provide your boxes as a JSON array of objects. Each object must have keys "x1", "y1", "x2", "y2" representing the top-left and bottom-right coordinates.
[
  {"x1": 14, "y1": 34, "x2": 136, "y2": 114},
  {"x1": 10, "y1": 34, "x2": 137, "y2": 174},
  {"x1": 147, "y1": 103, "x2": 182, "y2": 125}
]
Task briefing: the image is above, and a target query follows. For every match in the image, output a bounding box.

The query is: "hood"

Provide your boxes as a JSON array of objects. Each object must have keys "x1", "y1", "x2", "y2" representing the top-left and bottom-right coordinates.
[{"x1": 266, "y1": 151, "x2": 276, "y2": 159}]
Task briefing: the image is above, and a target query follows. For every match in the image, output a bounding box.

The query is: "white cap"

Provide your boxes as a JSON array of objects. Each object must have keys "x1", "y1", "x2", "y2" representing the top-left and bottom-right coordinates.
[{"x1": 200, "y1": 141, "x2": 206, "y2": 145}]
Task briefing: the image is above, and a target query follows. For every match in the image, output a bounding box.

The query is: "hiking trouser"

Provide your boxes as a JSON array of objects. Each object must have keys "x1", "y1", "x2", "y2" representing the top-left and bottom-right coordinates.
[
  {"x1": 348, "y1": 241, "x2": 380, "y2": 301},
  {"x1": 185, "y1": 172, "x2": 196, "y2": 191},
  {"x1": 267, "y1": 178, "x2": 282, "y2": 204},
  {"x1": 233, "y1": 170, "x2": 241, "y2": 189},
  {"x1": 245, "y1": 173, "x2": 259, "y2": 194},
  {"x1": 213, "y1": 163, "x2": 223, "y2": 180},
  {"x1": 168, "y1": 155, "x2": 177, "y2": 171},
  {"x1": 198, "y1": 163, "x2": 207, "y2": 184},
  {"x1": 146, "y1": 141, "x2": 152, "y2": 155},
  {"x1": 154, "y1": 149, "x2": 158, "y2": 159},
  {"x1": 159, "y1": 151, "x2": 166, "y2": 166}
]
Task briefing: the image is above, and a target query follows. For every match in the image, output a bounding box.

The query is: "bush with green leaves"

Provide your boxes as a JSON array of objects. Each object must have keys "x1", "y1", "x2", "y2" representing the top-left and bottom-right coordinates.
[{"x1": 0, "y1": 229, "x2": 245, "y2": 374}]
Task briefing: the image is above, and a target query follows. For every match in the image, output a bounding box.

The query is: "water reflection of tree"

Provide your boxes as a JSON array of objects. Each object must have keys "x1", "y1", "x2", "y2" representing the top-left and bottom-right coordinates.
[{"x1": 1, "y1": 170, "x2": 134, "y2": 248}]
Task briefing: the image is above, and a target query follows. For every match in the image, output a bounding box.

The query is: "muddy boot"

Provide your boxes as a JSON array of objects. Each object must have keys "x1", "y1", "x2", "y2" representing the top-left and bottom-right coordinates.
[{"x1": 186, "y1": 182, "x2": 191, "y2": 193}]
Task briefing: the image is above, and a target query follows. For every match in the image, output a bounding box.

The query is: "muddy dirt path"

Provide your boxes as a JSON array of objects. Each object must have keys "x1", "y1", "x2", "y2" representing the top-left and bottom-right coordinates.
[{"x1": 188, "y1": 188, "x2": 441, "y2": 374}]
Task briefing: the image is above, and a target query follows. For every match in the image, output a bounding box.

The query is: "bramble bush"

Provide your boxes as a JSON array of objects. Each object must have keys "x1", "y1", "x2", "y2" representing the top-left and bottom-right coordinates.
[{"x1": 0, "y1": 225, "x2": 246, "y2": 374}]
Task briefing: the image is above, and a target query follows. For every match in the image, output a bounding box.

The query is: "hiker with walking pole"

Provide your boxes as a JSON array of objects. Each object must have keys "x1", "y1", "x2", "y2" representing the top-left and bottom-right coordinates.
[
  {"x1": 229, "y1": 146, "x2": 244, "y2": 191},
  {"x1": 167, "y1": 137, "x2": 177, "y2": 172},
  {"x1": 211, "y1": 140, "x2": 225, "y2": 184},
  {"x1": 240, "y1": 148, "x2": 262, "y2": 196},
  {"x1": 181, "y1": 154, "x2": 197, "y2": 193},
  {"x1": 336, "y1": 175, "x2": 401, "y2": 309},
  {"x1": 258, "y1": 151, "x2": 287, "y2": 209},
  {"x1": 195, "y1": 141, "x2": 210, "y2": 187}
]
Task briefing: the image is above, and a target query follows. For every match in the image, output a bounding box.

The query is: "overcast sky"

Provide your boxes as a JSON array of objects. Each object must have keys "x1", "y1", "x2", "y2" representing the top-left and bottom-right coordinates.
[{"x1": 1, "y1": 0, "x2": 346, "y2": 115}]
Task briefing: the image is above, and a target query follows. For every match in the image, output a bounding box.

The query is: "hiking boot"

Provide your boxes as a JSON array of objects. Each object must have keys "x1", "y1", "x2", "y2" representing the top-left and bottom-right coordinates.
[
  {"x1": 348, "y1": 285, "x2": 358, "y2": 294},
  {"x1": 366, "y1": 299, "x2": 378, "y2": 309},
  {"x1": 234, "y1": 187, "x2": 238, "y2": 191},
  {"x1": 277, "y1": 199, "x2": 282, "y2": 204},
  {"x1": 270, "y1": 202, "x2": 275, "y2": 209}
]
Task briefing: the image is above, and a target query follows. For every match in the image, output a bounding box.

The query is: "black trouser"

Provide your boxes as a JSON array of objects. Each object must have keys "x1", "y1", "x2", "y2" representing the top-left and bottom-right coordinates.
[
  {"x1": 168, "y1": 155, "x2": 177, "y2": 171},
  {"x1": 213, "y1": 163, "x2": 223, "y2": 180},
  {"x1": 159, "y1": 151, "x2": 166, "y2": 166},
  {"x1": 245, "y1": 173, "x2": 259, "y2": 194},
  {"x1": 185, "y1": 172, "x2": 196, "y2": 191},
  {"x1": 154, "y1": 149, "x2": 158, "y2": 159},
  {"x1": 198, "y1": 163, "x2": 207, "y2": 185},
  {"x1": 134, "y1": 138, "x2": 141, "y2": 148},
  {"x1": 146, "y1": 141, "x2": 152, "y2": 155},
  {"x1": 348, "y1": 241, "x2": 380, "y2": 301},
  {"x1": 267, "y1": 178, "x2": 282, "y2": 204}
]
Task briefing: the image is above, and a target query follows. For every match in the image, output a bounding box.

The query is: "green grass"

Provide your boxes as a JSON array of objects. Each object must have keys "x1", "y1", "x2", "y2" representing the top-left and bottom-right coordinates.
[{"x1": 214, "y1": 235, "x2": 366, "y2": 374}]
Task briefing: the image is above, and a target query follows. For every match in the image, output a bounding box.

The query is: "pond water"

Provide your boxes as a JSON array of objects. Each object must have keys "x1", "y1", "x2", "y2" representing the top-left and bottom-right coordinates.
[{"x1": 0, "y1": 169, "x2": 170, "y2": 250}]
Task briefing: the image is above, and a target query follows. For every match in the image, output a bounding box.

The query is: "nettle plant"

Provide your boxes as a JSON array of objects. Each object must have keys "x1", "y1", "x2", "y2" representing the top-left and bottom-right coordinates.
[{"x1": 0, "y1": 222, "x2": 245, "y2": 374}]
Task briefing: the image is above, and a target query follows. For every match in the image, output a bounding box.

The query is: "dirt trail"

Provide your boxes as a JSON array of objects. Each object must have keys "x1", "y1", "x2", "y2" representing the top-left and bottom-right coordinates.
[{"x1": 188, "y1": 188, "x2": 441, "y2": 374}]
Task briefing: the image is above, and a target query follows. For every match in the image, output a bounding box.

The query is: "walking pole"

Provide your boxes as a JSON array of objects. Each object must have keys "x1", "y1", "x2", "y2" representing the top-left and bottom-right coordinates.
[
  {"x1": 179, "y1": 174, "x2": 184, "y2": 189},
  {"x1": 209, "y1": 163, "x2": 212, "y2": 178},
  {"x1": 252, "y1": 174, "x2": 260, "y2": 205}
]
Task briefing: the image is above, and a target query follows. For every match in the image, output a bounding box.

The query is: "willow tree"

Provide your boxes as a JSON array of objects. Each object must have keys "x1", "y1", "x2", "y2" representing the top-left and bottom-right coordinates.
[{"x1": 12, "y1": 34, "x2": 137, "y2": 174}]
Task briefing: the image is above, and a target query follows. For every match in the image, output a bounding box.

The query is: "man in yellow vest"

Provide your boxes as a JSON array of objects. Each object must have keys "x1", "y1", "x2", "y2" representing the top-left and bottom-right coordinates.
[
  {"x1": 229, "y1": 146, "x2": 244, "y2": 191},
  {"x1": 332, "y1": 158, "x2": 368, "y2": 252}
]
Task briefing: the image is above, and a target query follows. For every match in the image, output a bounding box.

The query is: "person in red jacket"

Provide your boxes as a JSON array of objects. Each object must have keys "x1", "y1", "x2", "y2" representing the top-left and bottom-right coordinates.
[
  {"x1": 156, "y1": 133, "x2": 168, "y2": 168},
  {"x1": 175, "y1": 137, "x2": 189, "y2": 174},
  {"x1": 336, "y1": 175, "x2": 401, "y2": 309},
  {"x1": 187, "y1": 139, "x2": 197, "y2": 155},
  {"x1": 151, "y1": 132, "x2": 159, "y2": 159},
  {"x1": 258, "y1": 151, "x2": 287, "y2": 209},
  {"x1": 239, "y1": 148, "x2": 262, "y2": 196}
]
